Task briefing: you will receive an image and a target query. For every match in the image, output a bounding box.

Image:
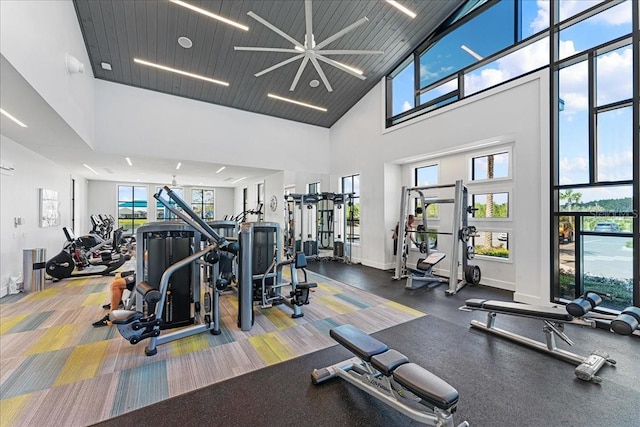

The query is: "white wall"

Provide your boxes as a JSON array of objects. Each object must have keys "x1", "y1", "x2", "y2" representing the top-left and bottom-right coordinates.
[
  {"x1": 329, "y1": 72, "x2": 550, "y2": 304},
  {"x1": 0, "y1": 0, "x2": 95, "y2": 148},
  {"x1": 263, "y1": 172, "x2": 285, "y2": 224},
  {"x1": 0, "y1": 135, "x2": 86, "y2": 296},
  {"x1": 94, "y1": 80, "x2": 331, "y2": 173}
]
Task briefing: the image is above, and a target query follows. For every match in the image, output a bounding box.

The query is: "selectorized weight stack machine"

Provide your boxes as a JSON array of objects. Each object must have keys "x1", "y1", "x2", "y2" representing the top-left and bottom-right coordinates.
[
  {"x1": 284, "y1": 192, "x2": 355, "y2": 263},
  {"x1": 207, "y1": 220, "x2": 240, "y2": 290},
  {"x1": 237, "y1": 222, "x2": 317, "y2": 331},
  {"x1": 110, "y1": 187, "x2": 239, "y2": 356},
  {"x1": 394, "y1": 180, "x2": 481, "y2": 295},
  {"x1": 135, "y1": 221, "x2": 199, "y2": 329}
]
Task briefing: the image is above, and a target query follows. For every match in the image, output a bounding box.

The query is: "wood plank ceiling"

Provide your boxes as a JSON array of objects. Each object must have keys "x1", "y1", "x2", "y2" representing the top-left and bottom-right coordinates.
[{"x1": 73, "y1": 0, "x2": 464, "y2": 128}]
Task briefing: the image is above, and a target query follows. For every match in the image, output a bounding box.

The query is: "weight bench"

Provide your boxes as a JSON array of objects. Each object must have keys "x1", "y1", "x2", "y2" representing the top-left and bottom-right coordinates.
[
  {"x1": 460, "y1": 294, "x2": 628, "y2": 383},
  {"x1": 312, "y1": 324, "x2": 468, "y2": 426},
  {"x1": 406, "y1": 252, "x2": 448, "y2": 290}
]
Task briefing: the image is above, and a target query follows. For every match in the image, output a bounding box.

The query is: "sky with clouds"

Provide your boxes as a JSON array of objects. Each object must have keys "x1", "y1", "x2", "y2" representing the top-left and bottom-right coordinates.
[{"x1": 393, "y1": 0, "x2": 634, "y2": 203}]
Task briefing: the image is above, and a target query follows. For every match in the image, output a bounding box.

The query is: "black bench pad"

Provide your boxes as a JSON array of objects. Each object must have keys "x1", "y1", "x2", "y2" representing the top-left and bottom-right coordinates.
[
  {"x1": 330, "y1": 324, "x2": 388, "y2": 362},
  {"x1": 297, "y1": 282, "x2": 318, "y2": 289},
  {"x1": 371, "y1": 349, "x2": 409, "y2": 376},
  {"x1": 393, "y1": 363, "x2": 459, "y2": 410},
  {"x1": 136, "y1": 281, "x2": 162, "y2": 304},
  {"x1": 465, "y1": 299, "x2": 573, "y2": 322}
]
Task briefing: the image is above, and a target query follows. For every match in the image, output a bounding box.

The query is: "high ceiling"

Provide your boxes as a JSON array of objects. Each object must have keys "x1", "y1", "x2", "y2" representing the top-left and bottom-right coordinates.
[
  {"x1": 73, "y1": 0, "x2": 464, "y2": 128},
  {"x1": 2, "y1": 1, "x2": 465, "y2": 187}
]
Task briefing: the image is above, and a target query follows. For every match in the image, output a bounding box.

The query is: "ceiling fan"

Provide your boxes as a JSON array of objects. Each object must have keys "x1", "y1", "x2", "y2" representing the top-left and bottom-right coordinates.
[{"x1": 234, "y1": 0, "x2": 384, "y2": 92}]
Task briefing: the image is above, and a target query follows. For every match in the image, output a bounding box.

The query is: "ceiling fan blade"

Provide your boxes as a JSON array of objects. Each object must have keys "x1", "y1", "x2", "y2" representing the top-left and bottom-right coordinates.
[
  {"x1": 309, "y1": 56, "x2": 333, "y2": 92},
  {"x1": 318, "y1": 50, "x2": 384, "y2": 55},
  {"x1": 290, "y1": 55, "x2": 310, "y2": 91},
  {"x1": 234, "y1": 47, "x2": 300, "y2": 53},
  {"x1": 314, "y1": 17, "x2": 369, "y2": 50},
  {"x1": 254, "y1": 54, "x2": 305, "y2": 77},
  {"x1": 247, "y1": 11, "x2": 304, "y2": 49},
  {"x1": 316, "y1": 55, "x2": 366, "y2": 80},
  {"x1": 305, "y1": 0, "x2": 313, "y2": 48}
]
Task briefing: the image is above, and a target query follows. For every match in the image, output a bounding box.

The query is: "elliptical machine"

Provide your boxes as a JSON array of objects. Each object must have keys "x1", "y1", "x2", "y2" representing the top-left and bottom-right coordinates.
[{"x1": 45, "y1": 227, "x2": 130, "y2": 280}]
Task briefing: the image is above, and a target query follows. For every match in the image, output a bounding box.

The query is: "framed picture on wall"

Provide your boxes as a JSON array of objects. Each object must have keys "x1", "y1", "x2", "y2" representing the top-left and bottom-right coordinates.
[{"x1": 40, "y1": 188, "x2": 61, "y2": 227}]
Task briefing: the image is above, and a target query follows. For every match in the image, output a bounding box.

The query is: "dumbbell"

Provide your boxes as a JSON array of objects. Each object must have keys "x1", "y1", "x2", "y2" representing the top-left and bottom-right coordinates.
[
  {"x1": 610, "y1": 306, "x2": 640, "y2": 336},
  {"x1": 566, "y1": 292, "x2": 603, "y2": 317}
]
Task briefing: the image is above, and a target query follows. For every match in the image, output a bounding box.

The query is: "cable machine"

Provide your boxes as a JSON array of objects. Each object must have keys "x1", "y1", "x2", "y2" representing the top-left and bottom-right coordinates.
[
  {"x1": 393, "y1": 180, "x2": 481, "y2": 295},
  {"x1": 284, "y1": 192, "x2": 355, "y2": 263},
  {"x1": 111, "y1": 187, "x2": 239, "y2": 356}
]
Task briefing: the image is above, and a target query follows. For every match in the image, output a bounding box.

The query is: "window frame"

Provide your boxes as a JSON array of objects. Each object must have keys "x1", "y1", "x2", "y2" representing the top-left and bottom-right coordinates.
[
  {"x1": 117, "y1": 184, "x2": 148, "y2": 234},
  {"x1": 341, "y1": 174, "x2": 360, "y2": 243},
  {"x1": 191, "y1": 188, "x2": 215, "y2": 220}
]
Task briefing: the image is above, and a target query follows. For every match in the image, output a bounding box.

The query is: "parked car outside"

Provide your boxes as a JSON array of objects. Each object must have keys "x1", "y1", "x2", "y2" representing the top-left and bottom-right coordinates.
[
  {"x1": 558, "y1": 221, "x2": 574, "y2": 243},
  {"x1": 593, "y1": 222, "x2": 621, "y2": 233}
]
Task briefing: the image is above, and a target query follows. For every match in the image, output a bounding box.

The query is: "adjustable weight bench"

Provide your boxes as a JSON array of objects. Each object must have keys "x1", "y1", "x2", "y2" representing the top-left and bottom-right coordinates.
[
  {"x1": 312, "y1": 324, "x2": 468, "y2": 426},
  {"x1": 460, "y1": 293, "x2": 640, "y2": 383},
  {"x1": 405, "y1": 252, "x2": 448, "y2": 290}
]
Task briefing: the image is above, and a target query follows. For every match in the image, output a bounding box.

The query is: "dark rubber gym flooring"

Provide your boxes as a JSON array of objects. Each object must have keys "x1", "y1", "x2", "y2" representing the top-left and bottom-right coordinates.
[{"x1": 94, "y1": 261, "x2": 640, "y2": 427}]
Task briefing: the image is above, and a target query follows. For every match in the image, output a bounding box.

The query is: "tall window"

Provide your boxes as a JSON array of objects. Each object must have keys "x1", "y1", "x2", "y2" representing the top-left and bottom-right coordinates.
[
  {"x1": 257, "y1": 182, "x2": 264, "y2": 221},
  {"x1": 341, "y1": 174, "x2": 360, "y2": 242},
  {"x1": 308, "y1": 182, "x2": 320, "y2": 194},
  {"x1": 156, "y1": 187, "x2": 183, "y2": 220},
  {"x1": 118, "y1": 185, "x2": 148, "y2": 233},
  {"x1": 552, "y1": 0, "x2": 637, "y2": 309},
  {"x1": 387, "y1": 0, "x2": 551, "y2": 127},
  {"x1": 414, "y1": 164, "x2": 439, "y2": 218},
  {"x1": 192, "y1": 189, "x2": 215, "y2": 219},
  {"x1": 469, "y1": 148, "x2": 512, "y2": 259},
  {"x1": 242, "y1": 188, "x2": 248, "y2": 218}
]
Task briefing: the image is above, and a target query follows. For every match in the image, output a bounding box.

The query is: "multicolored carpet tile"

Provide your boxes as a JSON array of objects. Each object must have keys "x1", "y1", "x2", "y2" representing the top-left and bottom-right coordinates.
[{"x1": 0, "y1": 268, "x2": 425, "y2": 426}]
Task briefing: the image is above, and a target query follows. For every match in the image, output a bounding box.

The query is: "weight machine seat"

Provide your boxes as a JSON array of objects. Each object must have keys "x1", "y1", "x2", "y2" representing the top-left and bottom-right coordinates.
[
  {"x1": 416, "y1": 252, "x2": 446, "y2": 270},
  {"x1": 330, "y1": 324, "x2": 388, "y2": 362},
  {"x1": 465, "y1": 299, "x2": 574, "y2": 322},
  {"x1": 393, "y1": 363, "x2": 459, "y2": 411},
  {"x1": 109, "y1": 309, "x2": 143, "y2": 324}
]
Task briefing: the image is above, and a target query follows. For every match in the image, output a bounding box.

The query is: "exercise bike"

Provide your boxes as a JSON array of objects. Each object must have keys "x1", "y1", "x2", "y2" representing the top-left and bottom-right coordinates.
[{"x1": 45, "y1": 227, "x2": 130, "y2": 280}]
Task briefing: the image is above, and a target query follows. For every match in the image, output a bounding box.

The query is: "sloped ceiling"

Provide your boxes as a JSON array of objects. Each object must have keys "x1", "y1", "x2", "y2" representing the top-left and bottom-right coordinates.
[{"x1": 73, "y1": 0, "x2": 464, "y2": 128}]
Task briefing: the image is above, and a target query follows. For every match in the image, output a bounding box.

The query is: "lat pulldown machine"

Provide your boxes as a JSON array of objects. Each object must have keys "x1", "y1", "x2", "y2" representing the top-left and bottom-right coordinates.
[{"x1": 110, "y1": 187, "x2": 239, "y2": 356}]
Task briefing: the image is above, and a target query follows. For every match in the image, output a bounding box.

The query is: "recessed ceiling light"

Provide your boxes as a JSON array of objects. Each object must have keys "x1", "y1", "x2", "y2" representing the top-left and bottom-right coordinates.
[
  {"x1": 0, "y1": 108, "x2": 28, "y2": 127},
  {"x1": 101, "y1": 62, "x2": 112, "y2": 70},
  {"x1": 331, "y1": 61, "x2": 363, "y2": 75},
  {"x1": 216, "y1": 166, "x2": 226, "y2": 173},
  {"x1": 83, "y1": 164, "x2": 100, "y2": 176},
  {"x1": 309, "y1": 80, "x2": 320, "y2": 88},
  {"x1": 267, "y1": 94, "x2": 327, "y2": 112},
  {"x1": 125, "y1": 157, "x2": 133, "y2": 166},
  {"x1": 386, "y1": 1, "x2": 417, "y2": 19},
  {"x1": 176, "y1": 162, "x2": 182, "y2": 170},
  {"x1": 134, "y1": 58, "x2": 229, "y2": 86},
  {"x1": 232, "y1": 177, "x2": 247, "y2": 184},
  {"x1": 169, "y1": 0, "x2": 249, "y2": 31},
  {"x1": 178, "y1": 36, "x2": 193, "y2": 49}
]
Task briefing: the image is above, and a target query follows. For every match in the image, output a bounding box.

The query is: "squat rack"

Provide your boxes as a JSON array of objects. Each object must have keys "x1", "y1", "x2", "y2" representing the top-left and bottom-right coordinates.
[{"x1": 393, "y1": 180, "x2": 480, "y2": 295}]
